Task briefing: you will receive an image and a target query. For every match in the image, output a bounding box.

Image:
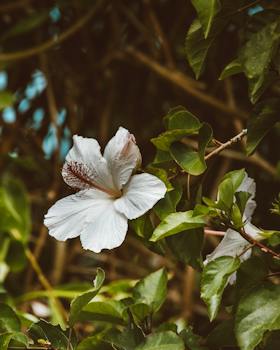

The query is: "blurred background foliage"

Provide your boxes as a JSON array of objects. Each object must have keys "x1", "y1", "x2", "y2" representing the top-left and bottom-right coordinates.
[{"x1": 1, "y1": 0, "x2": 280, "y2": 348}]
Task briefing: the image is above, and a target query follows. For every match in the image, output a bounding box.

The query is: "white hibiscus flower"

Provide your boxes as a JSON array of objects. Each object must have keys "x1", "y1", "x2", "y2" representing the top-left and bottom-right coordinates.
[
  {"x1": 205, "y1": 172, "x2": 263, "y2": 280},
  {"x1": 44, "y1": 127, "x2": 166, "y2": 253}
]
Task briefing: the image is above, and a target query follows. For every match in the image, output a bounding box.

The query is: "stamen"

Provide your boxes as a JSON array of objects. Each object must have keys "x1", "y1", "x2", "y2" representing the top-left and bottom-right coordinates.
[{"x1": 63, "y1": 161, "x2": 121, "y2": 198}]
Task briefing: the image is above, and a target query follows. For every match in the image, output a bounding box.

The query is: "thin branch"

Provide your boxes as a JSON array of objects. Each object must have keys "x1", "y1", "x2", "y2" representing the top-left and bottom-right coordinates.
[
  {"x1": 204, "y1": 228, "x2": 225, "y2": 237},
  {"x1": 125, "y1": 47, "x2": 248, "y2": 120},
  {"x1": 205, "y1": 129, "x2": 247, "y2": 160},
  {"x1": 0, "y1": 0, "x2": 104, "y2": 62},
  {"x1": 236, "y1": 227, "x2": 280, "y2": 259}
]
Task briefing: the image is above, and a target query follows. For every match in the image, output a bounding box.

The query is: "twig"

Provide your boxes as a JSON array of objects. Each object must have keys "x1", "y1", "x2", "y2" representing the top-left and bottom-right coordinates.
[
  {"x1": 237, "y1": 243, "x2": 255, "y2": 258},
  {"x1": 0, "y1": 0, "x2": 104, "y2": 62},
  {"x1": 125, "y1": 47, "x2": 248, "y2": 120},
  {"x1": 205, "y1": 129, "x2": 247, "y2": 160},
  {"x1": 236, "y1": 227, "x2": 280, "y2": 259},
  {"x1": 204, "y1": 228, "x2": 225, "y2": 237}
]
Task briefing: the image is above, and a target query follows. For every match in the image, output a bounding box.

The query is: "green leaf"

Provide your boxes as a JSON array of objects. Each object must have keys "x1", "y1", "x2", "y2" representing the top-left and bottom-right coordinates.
[
  {"x1": 246, "y1": 99, "x2": 280, "y2": 155},
  {"x1": 219, "y1": 59, "x2": 243, "y2": 80},
  {"x1": 106, "y1": 327, "x2": 144, "y2": 350},
  {"x1": 147, "y1": 167, "x2": 173, "y2": 191},
  {"x1": 185, "y1": 19, "x2": 217, "y2": 79},
  {"x1": 207, "y1": 320, "x2": 237, "y2": 348},
  {"x1": 77, "y1": 332, "x2": 111, "y2": 350},
  {"x1": 224, "y1": 15, "x2": 280, "y2": 103},
  {"x1": 129, "y1": 303, "x2": 151, "y2": 325},
  {"x1": 0, "y1": 303, "x2": 21, "y2": 332},
  {"x1": 191, "y1": 0, "x2": 221, "y2": 38},
  {"x1": 201, "y1": 256, "x2": 241, "y2": 321},
  {"x1": 133, "y1": 268, "x2": 167, "y2": 313},
  {"x1": 216, "y1": 178, "x2": 234, "y2": 211},
  {"x1": 151, "y1": 108, "x2": 201, "y2": 151},
  {"x1": 235, "y1": 284, "x2": 280, "y2": 350},
  {"x1": 221, "y1": 169, "x2": 246, "y2": 192},
  {"x1": 80, "y1": 300, "x2": 126, "y2": 324},
  {"x1": 69, "y1": 268, "x2": 105, "y2": 325},
  {"x1": 150, "y1": 211, "x2": 205, "y2": 242},
  {"x1": 130, "y1": 214, "x2": 154, "y2": 239},
  {"x1": 170, "y1": 123, "x2": 212, "y2": 175},
  {"x1": 28, "y1": 320, "x2": 70, "y2": 350},
  {"x1": 167, "y1": 228, "x2": 204, "y2": 270},
  {"x1": 0, "y1": 176, "x2": 31, "y2": 242},
  {"x1": 0, "y1": 91, "x2": 15, "y2": 110},
  {"x1": 135, "y1": 331, "x2": 184, "y2": 350},
  {"x1": 235, "y1": 256, "x2": 268, "y2": 301},
  {"x1": 0, "y1": 332, "x2": 28, "y2": 350},
  {"x1": 180, "y1": 327, "x2": 208, "y2": 350},
  {"x1": 154, "y1": 185, "x2": 182, "y2": 220}
]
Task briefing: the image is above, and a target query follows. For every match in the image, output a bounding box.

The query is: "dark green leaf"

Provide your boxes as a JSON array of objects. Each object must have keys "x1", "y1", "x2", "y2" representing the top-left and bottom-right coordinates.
[
  {"x1": 180, "y1": 327, "x2": 207, "y2": 350},
  {"x1": 69, "y1": 268, "x2": 105, "y2": 325},
  {"x1": 80, "y1": 300, "x2": 126, "y2": 324},
  {"x1": 201, "y1": 256, "x2": 240, "y2": 320},
  {"x1": 106, "y1": 327, "x2": 144, "y2": 350},
  {"x1": 207, "y1": 320, "x2": 237, "y2": 348},
  {"x1": 0, "y1": 303, "x2": 20, "y2": 332},
  {"x1": 235, "y1": 284, "x2": 280, "y2": 350},
  {"x1": 133, "y1": 268, "x2": 167, "y2": 313},
  {"x1": 246, "y1": 99, "x2": 280, "y2": 155},
  {"x1": 154, "y1": 185, "x2": 182, "y2": 220},
  {"x1": 170, "y1": 123, "x2": 212, "y2": 175},
  {"x1": 0, "y1": 332, "x2": 28, "y2": 350},
  {"x1": 191, "y1": 0, "x2": 221, "y2": 38},
  {"x1": 136, "y1": 331, "x2": 184, "y2": 350}
]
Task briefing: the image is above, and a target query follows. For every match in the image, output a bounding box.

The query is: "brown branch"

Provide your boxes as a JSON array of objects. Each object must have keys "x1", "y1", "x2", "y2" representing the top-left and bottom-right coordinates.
[
  {"x1": 0, "y1": 0, "x2": 104, "y2": 62},
  {"x1": 125, "y1": 47, "x2": 248, "y2": 120},
  {"x1": 205, "y1": 129, "x2": 248, "y2": 160},
  {"x1": 237, "y1": 227, "x2": 280, "y2": 259}
]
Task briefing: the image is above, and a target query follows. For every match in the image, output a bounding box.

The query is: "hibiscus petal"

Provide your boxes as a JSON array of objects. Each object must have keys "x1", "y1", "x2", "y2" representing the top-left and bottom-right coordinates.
[
  {"x1": 44, "y1": 189, "x2": 112, "y2": 241},
  {"x1": 62, "y1": 135, "x2": 115, "y2": 193},
  {"x1": 80, "y1": 202, "x2": 128, "y2": 253},
  {"x1": 205, "y1": 229, "x2": 250, "y2": 264},
  {"x1": 237, "y1": 173, "x2": 256, "y2": 220},
  {"x1": 104, "y1": 127, "x2": 142, "y2": 189},
  {"x1": 114, "y1": 173, "x2": 166, "y2": 220}
]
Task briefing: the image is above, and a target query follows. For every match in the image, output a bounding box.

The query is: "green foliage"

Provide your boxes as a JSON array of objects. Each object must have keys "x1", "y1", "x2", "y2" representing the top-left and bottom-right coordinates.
[
  {"x1": 0, "y1": 91, "x2": 15, "y2": 110},
  {"x1": 69, "y1": 268, "x2": 105, "y2": 325},
  {"x1": 201, "y1": 256, "x2": 241, "y2": 320},
  {"x1": 135, "y1": 331, "x2": 184, "y2": 350},
  {"x1": 235, "y1": 284, "x2": 280, "y2": 350},
  {"x1": 150, "y1": 211, "x2": 205, "y2": 241}
]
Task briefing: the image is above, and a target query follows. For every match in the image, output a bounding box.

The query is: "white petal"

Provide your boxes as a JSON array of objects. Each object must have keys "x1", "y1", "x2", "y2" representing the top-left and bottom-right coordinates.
[
  {"x1": 62, "y1": 135, "x2": 115, "y2": 192},
  {"x1": 244, "y1": 222, "x2": 262, "y2": 240},
  {"x1": 80, "y1": 202, "x2": 128, "y2": 253},
  {"x1": 44, "y1": 189, "x2": 112, "y2": 241},
  {"x1": 237, "y1": 173, "x2": 256, "y2": 220},
  {"x1": 205, "y1": 229, "x2": 251, "y2": 264},
  {"x1": 114, "y1": 173, "x2": 166, "y2": 220},
  {"x1": 104, "y1": 127, "x2": 142, "y2": 189}
]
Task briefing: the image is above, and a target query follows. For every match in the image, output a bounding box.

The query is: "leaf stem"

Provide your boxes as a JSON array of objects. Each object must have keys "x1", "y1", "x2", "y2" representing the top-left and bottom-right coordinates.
[{"x1": 205, "y1": 129, "x2": 247, "y2": 160}]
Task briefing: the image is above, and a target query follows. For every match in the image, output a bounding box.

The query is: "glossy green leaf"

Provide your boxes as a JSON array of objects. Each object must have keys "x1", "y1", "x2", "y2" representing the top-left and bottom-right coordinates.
[
  {"x1": 246, "y1": 99, "x2": 280, "y2": 155},
  {"x1": 154, "y1": 185, "x2": 182, "y2": 220},
  {"x1": 168, "y1": 228, "x2": 204, "y2": 269},
  {"x1": 130, "y1": 213, "x2": 154, "y2": 239},
  {"x1": 0, "y1": 303, "x2": 21, "y2": 332},
  {"x1": 80, "y1": 300, "x2": 126, "y2": 324},
  {"x1": 191, "y1": 0, "x2": 221, "y2": 38},
  {"x1": 28, "y1": 320, "x2": 70, "y2": 350},
  {"x1": 201, "y1": 256, "x2": 240, "y2": 321},
  {"x1": 129, "y1": 302, "x2": 151, "y2": 325},
  {"x1": 0, "y1": 332, "x2": 28, "y2": 350},
  {"x1": 69, "y1": 268, "x2": 105, "y2": 325},
  {"x1": 150, "y1": 211, "x2": 205, "y2": 242},
  {"x1": 235, "y1": 256, "x2": 268, "y2": 301},
  {"x1": 219, "y1": 59, "x2": 243, "y2": 80},
  {"x1": 133, "y1": 268, "x2": 167, "y2": 313},
  {"x1": 136, "y1": 331, "x2": 184, "y2": 350},
  {"x1": 106, "y1": 327, "x2": 144, "y2": 350},
  {"x1": 216, "y1": 178, "x2": 234, "y2": 211},
  {"x1": 185, "y1": 19, "x2": 216, "y2": 79},
  {"x1": 151, "y1": 108, "x2": 201, "y2": 151},
  {"x1": 235, "y1": 284, "x2": 280, "y2": 350},
  {"x1": 180, "y1": 327, "x2": 208, "y2": 350},
  {"x1": 170, "y1": 123, "x2": 212, "y2": 175}
]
